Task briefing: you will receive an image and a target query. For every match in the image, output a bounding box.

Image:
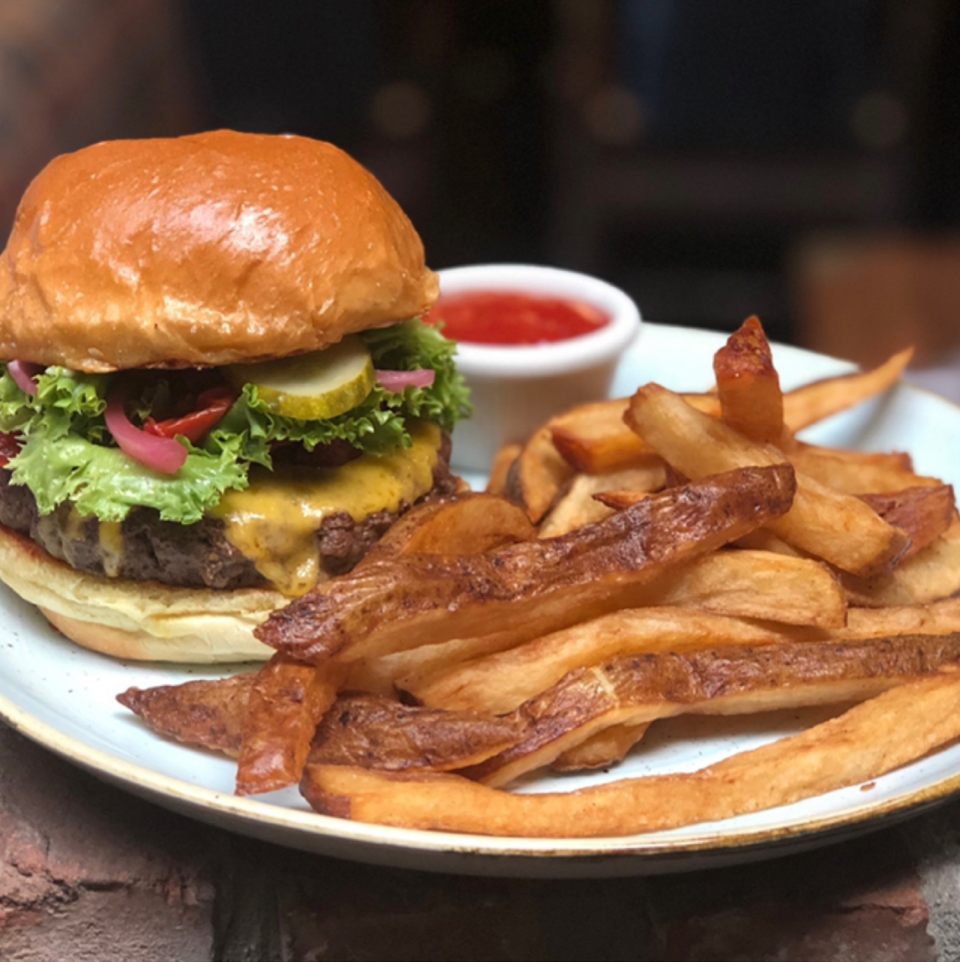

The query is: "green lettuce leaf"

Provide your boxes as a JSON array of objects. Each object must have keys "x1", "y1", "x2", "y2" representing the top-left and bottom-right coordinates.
[
  {"x1": 0, "y1": 319, "x2": 469, "y2": 523},
  {"x1": 11, "y1": 432, "x2": 249, "y2": 524}
]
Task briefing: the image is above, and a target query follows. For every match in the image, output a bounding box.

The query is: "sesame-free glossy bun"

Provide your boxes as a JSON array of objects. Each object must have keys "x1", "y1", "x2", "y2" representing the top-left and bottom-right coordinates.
[
  {"x1": 0, "y1": 130, "x2": 438, "y2": 372},
  {"x1": 0, "y1": 524, "x2": 278, "y2": 662}
]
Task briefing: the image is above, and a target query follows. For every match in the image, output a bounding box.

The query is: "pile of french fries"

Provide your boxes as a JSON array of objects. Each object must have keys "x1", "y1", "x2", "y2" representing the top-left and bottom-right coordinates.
[{"x1": 118, "y1": 318, "x2": 960, "y2": 838}]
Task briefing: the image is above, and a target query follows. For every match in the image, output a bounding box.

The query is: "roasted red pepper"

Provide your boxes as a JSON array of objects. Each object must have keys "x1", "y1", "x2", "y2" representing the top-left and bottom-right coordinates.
[
  {"x1": 0, "y1": 431, "x2": 21, "y2": 467},
  {"x1": 143, "y1": 385, "x2": 236, "y2": 444}
]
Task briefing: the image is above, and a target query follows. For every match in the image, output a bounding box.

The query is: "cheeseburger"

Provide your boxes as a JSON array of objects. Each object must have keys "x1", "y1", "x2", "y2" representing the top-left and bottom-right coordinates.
[{"x1": 0, "y1": 130, "x2": 469, "y2": 662}]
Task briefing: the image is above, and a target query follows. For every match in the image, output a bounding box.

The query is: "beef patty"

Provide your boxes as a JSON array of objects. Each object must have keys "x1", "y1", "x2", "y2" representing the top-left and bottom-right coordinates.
[{"x1": 0, "y1": 439, "x2": 458, "y2": 591}]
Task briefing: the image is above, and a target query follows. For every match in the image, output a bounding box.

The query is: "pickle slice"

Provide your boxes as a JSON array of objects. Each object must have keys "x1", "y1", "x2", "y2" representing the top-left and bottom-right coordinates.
[{"x1": 227, "y1": 336, "x2": 375, "y2": 420}]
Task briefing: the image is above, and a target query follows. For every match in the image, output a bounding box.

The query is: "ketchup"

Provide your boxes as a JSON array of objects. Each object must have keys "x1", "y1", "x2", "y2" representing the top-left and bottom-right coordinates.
[{"x1": 428, "y1": 291, "x2": 611, "y2": 345}]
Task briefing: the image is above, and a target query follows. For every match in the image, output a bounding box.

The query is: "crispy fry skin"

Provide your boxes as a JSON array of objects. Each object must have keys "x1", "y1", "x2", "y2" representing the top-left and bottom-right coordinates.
[
  {"x1": 256, "y1": 465, "x2": 796, "y2": 664},
  {"x1": 309, "y1": 693, "x2": 524, "y2": 772},
  {"x1": 117, "y1": 674, "x2": 255, "y2": 756},
  {"x1": 235, "y1": 655, "x2": 346, "y2": 796},
  {"x1": 385, "y1": 550, "x2": 847, "y2": 697},
  {"x1": 505, "y1": 423, "x2": 575, "y2": 523},
  {"x1": 713, "y1": 316, "x2": 785, "y2": 443},
  {"x1": 302, "y1": 671, "x2": 960, "y2": 837},
  {"x1": 841, "y1": 520, "x2": 960, "y2": 607},
  {"x1": 551, "y1": 722, "x2": 650, "y2": 772},
  {"x1": 362, "y1": 492, "x2": 536, "y2": 565},
  {"x1": 119, "y1": 676, "x2": 521, "y2": 775},
  {"x1": 411, "y1": 597, "x2": 960, "y2": 715},
  {"x1": 463, "y1": 629, "x2": 960, "y2": 787},
  {"x1": 537, "y1": 463, "x2": 666, "y2": 538},
  {"x1": 626, "y1": 384, "x2": 909, "y2": 577},
  {"x1": 486, "y1": 443, "x2": 523, "y2": 497},
  {"x1": 860, "y1": 485, "x2": 956, "y2": 559}
]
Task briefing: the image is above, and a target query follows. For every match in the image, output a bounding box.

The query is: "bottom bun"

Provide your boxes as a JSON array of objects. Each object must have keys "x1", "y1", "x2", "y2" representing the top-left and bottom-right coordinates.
[{"x1": 0, "y1": 524, "x2": 281, "y2": 662}]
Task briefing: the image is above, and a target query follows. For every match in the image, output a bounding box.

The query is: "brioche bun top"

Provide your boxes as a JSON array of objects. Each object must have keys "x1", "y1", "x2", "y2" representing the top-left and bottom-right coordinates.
[{"x1": 0, "y1": 130, "x2": 438, "y2": 372}]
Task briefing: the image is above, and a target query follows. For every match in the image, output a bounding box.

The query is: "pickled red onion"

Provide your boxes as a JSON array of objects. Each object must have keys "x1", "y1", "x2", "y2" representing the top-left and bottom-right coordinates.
[
  {"x1": 376, "y1": 369, "x2": 435, "y2": 391},
  {"x1": 105, "y1": 387, "x2": 188, "y2": 474},
  {"x1": 8, "y1": 360, "x2": 43, "y2": 395}
]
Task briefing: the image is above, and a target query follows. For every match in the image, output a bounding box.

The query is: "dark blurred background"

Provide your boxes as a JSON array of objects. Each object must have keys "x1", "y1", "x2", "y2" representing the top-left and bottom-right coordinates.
[{"x1": 2, "y1": 0, "x2": 960, "y2": 381}]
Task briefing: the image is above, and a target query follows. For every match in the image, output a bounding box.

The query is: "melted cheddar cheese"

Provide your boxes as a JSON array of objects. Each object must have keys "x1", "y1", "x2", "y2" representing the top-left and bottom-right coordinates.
[{"x1": 210, "y1": 421, "x2": 441, "y2": 596}]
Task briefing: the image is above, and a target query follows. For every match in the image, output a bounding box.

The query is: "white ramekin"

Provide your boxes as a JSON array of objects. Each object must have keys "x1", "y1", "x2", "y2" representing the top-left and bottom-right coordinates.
[{"x1": 440, "y1": 264, "x2": 642, "y2": 472}]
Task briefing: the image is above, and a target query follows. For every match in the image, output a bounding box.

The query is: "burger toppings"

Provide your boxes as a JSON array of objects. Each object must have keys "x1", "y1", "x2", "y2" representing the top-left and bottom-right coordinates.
[
  {"x1": 0, "y1": 318, "x2": 469, "y2": 592},
  {"x1": 376, "y1": 369, "x2": 435, "y2": 391},
  {"x1": 143, "y1": 385, "x2": 237, "y2": 444},
  {"x1": 7, "y1": 360, "x2": 41, "y2": 396},
  {"x1": 226, "y1": 335, "x2": 376, "y2": 421},
  {"x1": 105, "y1": 379, "x2": 190, "y2": 475}
]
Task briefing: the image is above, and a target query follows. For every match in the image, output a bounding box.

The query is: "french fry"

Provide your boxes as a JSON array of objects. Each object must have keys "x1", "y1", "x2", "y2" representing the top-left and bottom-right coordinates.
[
  {"x1": 544, "y1": 348, "x2": 914, "y2": 480},
  {"x1": 303, "y1": 670, "x2": 960, "y2": 837},
  {"x1": 362, "y1": 492, "x2": 536, "y2": 564},
  {"x1": 626, "y1": 383, "x2": 909, "y2": 577},
  {"x1": 412, "y1": 596, "x2": 960, "y2": 716},
  {"x1": 551, "y1": 722, "x2": 650, "y2": 772},
  {"x1": 713, "y1": 316, "x2": 785, "y2": 443},
  {"x1": 257, "y1": 465, "x2": 796, "y2": 664},
  {"x1": 549, "y1": 395, "x2": 719, "y2": 475},
  {"x1": 486, "y1": 443, "x2": 522, "y2": 497},
  {"x1": 782, "y1": 347, "x2": 914, "y2": 432},
  {"x1": 505, "y1": 423, "x2": 574, "y2": 523},
  {"x1": 841, "y1": 521, "x2": 960, "y2": 607},
  {"x1": 117, "y1": 673, "x2": 255, "y2": 757},
  {"x1": 788, "y1": 446, "x2": 940, "y2": 494},
  {"x1": 537, "y1": 463, "x2": 666, "y2": 538},
  {"x1": 382, "y1": 548, "x2": 846, "y2": 697},
  {"x1": 309, "y1": 693, "x2": 523, "y2": 773},
  {"x1": 860, "y1": 485, "x2": 956, "y2": 559},
  {"x1": 235, "y1": 655, "x2": 346, "y2": 796},
  {"x1": 466, "y1": 624, "x2": 960, "y2": 788},
  {"x1": 408, "y1": 609, "x2": 817, "y2": 715}
]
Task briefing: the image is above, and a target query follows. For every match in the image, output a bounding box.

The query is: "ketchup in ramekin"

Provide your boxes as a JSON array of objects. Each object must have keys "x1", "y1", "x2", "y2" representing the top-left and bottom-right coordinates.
[
  {"x1": 428, "y1": 291, "x2": 611, "y2": 346},
  {"x1": 434, "y1": 265, "x2": 642, "y2": 474}
]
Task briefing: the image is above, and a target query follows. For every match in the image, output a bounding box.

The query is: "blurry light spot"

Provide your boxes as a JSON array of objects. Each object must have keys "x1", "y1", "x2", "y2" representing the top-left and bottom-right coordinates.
[
  {"x1": 583, "y1": 85, "x2": 646, "y2": 146},
  {"x1": 850, "y1": 91, "x2": 907, "y2": 150},
  {"x1": 370, "y1": 81, "x2": 432, "y2": 140},
  {"x1": 456, "y1": 48, "x2": 514, "y2": 104}
]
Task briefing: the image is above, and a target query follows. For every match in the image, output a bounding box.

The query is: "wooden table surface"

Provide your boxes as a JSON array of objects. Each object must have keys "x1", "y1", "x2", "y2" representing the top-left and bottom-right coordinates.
[{"x1": 3, "y1": 720, "x2": 959, "y2": 962}]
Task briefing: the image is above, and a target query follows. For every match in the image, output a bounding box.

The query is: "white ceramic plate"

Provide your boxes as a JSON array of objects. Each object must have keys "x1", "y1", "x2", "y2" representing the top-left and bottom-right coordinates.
[{"x1": 1, "y1": 322, "x2": 959, "y2": 879}]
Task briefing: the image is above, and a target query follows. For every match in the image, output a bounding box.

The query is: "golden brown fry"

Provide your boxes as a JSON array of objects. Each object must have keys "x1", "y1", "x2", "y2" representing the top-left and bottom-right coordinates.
[
  {"x1": 592, "y1": 489, "x2": 648, "y2": 511},
  {"x1": 117, "y1": 673, "x2": 255, "y2": 757},
  {"x1": 626, "y1": 383, "x2": 908, "y2": 577},
  {"x1": 235, "y1": 655, "x2": 346, "y2": 796},
  {"x1": 486, "y1": 443, "x2": 523, "y2": 497},
  {"x1": 363, "y1": 493, "x2": 536, "y2": 565},
  {"x1": 551, "y1": 722, "x2": 649, "y2": 772},
  {"x1": 788, "y1": 445, "x2": 940, "y2": 494},
  {"x1": 860, "y1": 485, "x2": 956, "y2": 559},
  {"x1": 303, "y1": 670, "x2": 960, "y2": 837},
  {"x1": 713, "y1": 316, "x2": 785, "y2": 443},
  {"x1": 842, "y1": 521, "x2": 960, "y2": 607},
  {"x1": 467, "y1": 627, "x2": 960, "y2": 788},
  {"x1": 505, "y1": 423, "x2": 575, "y2": 523},
  {"x1": 309, "y1": 693, "x2": 523, "y2": 773},
  {"x1": 782, "y1": 347, "x2": 914, "y2": 431},
  {"x1": 537, "y1": 463, "x2": 665, "y2": 538},
  {"x1": 386, "y1": 549, "x2": 848, "y2": 699},
  {"x1": 257, "y1": 465, "x2": 796, "y2": 665},
  {"x1": 415, "y1": 595, "x2": 960, "y2": 717},
  {"x1": 549, "y1": 395, "x2": 719, "y2": 475},
  {"x1": 544, "y1": 348, "x2": 914, "y2": 480},
  {"x1": 410, "y1": 602, "x2": 839, "y2": 716}
]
